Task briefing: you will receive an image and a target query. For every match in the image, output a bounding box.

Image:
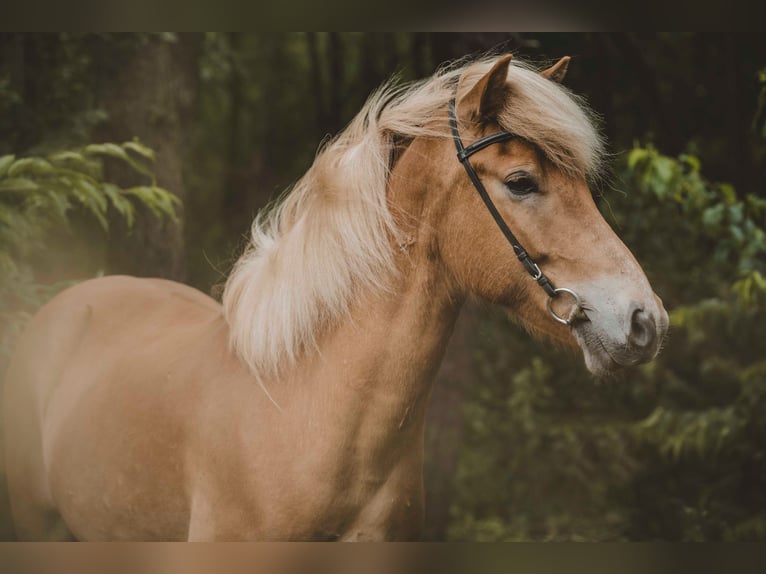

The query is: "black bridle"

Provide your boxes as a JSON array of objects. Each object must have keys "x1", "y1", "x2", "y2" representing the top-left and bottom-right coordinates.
[{"x1": 447, "y1": 98, "x2": 582, "y2": 326}]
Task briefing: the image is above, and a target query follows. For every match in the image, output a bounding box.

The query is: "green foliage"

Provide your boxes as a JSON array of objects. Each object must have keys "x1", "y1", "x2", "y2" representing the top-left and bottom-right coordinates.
[
  {"x1": 448, "y1": 344, "x2": 640, "y2": 541},
  {"x1": 624, "y1": 145, "x2": 766, "y2": 281},
  {"x1": 621, "y1": 151, "x2": 766, "y2": 539},
  {"x1": 0, "y1": 141, "x2": 178, "y2": 364}
]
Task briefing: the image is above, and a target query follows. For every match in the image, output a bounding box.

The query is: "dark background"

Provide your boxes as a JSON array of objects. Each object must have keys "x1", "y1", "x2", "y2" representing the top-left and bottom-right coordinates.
[{"x1": 1, "y1": 33, "x2": 765, "y2": 540}]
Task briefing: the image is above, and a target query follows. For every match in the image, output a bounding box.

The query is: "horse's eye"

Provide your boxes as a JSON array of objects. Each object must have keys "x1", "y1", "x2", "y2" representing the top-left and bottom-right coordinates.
[{"x1": 504, "y1": 175, "x2": 538, "y2": 196}]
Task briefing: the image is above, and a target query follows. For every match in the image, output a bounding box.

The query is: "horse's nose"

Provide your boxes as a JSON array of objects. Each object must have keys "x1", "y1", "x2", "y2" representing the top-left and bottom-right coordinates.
[{"x1": 628, "y1": 304, "x2": 657, "y2": 356}]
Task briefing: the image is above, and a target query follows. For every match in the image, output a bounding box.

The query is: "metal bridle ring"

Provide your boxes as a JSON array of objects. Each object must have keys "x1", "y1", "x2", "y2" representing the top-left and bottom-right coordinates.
[{"x1": 546, "y1": 287, "x2": 583, "y2": 326}]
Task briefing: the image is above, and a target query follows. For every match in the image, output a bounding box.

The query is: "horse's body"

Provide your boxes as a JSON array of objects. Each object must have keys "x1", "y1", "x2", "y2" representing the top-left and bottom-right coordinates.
[
  {"x1": 6, "y1": 273, "x2": 448, "y2": 540},
  {"x1": 4, "y1": 55, "x2": 668, "y2": 540}
]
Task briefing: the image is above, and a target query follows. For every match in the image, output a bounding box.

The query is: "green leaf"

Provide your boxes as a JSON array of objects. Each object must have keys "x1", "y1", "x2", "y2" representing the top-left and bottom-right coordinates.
[
  {"x1": 123, "y1": 186, "x2": 179, "y2": 221},
  {"x1": 0, "y1": 154, "x2": 15, "y2": 177},
  {"x1": 681, "y1": 153, "x2": 701, "y2": 172},
  {"x1": 652, "y1": 156, "x2": 675, "y2": 186},
  {"x1": 48, "y1": 150, "x2": 86, "y2": 164},
  {"x1": 719, "y1": 183, "x2": 736, "y2": 205},
  {"x1": 48, "y1": 151, "x2": 101, "y2": 177},
  {"x1": 83, "y1": 142, "x2": 130, "y2": 162},
  {"x1": 84, "y1": 142, "x2": 153, "y2": 178},
  {"x1": 102, "y1": 184, "x2": 136, "y2": 229},
  {"x1": 6, "y1": 158, "x2": 54, "y2": 177},
  {"x1": 123, "y1": 140, "x2": 156, "y2": 161},
  {"x1": 702, "y1": 204, "x2": 725, "y2": 231},
  {"x1": 0, "y1": 177, "x2": 39, "y2": 193},
  {"x1": 627, "y1": 147, "x2": 650, "y2": 171}
]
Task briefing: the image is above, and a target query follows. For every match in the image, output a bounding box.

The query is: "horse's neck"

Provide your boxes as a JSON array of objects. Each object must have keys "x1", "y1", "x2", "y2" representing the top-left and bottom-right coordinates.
[
  {"x1": 260, "y1": 216, "x2": 460, "y2": 488},
  {"x1": 317, "y1": 256, "x2": 461, "y2": 427},
  {"x1": 285, "y1": 147, "x2": 460, "y2": 456},
  {"x1": 274, "y1": 248, "x2": 461, "y2": 444},
  {"x1": 239, "y1": 253, "x2": 460, "y2": 539}
]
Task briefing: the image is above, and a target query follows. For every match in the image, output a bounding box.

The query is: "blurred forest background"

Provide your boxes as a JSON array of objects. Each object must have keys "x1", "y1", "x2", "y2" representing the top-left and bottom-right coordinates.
[{"x1": 1, "y1": 32, "x2": 766, "y2": 541}]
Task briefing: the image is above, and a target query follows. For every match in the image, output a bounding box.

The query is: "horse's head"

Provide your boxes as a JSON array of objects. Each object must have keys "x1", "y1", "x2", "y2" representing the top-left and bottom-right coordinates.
[{"x1": 422, "y1": 55, "x2": 668, "y2": 375}]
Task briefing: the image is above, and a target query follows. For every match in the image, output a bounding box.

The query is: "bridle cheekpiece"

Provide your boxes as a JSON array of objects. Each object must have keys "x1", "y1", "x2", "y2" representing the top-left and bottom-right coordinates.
[{"x1": 447, "y1": 98, "x2": 582, "y2": 326}]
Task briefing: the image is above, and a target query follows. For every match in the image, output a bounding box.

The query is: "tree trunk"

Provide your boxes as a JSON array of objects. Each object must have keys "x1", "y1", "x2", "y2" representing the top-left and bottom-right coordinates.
[
  {"x1": 306, "y1": 32, "x2": 326, "y2": 141},
  {"x1": 222, "y1": 33, "x2": 247, "y2": 232},
  {"x1": 95, "y1": 33, "x2": 201, "y2": 281},
  {"x1": 326, "y1": 33, "x2": 345, "y2": 132}
]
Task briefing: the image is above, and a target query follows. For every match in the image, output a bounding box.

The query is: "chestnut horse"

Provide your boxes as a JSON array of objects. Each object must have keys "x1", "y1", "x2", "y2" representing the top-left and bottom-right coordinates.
[{"x1": 3, "y1": 55, "x2": 668, "y2": 540}]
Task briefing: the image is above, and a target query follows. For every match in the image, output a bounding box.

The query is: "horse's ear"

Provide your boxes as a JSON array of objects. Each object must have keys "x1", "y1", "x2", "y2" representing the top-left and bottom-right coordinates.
[
  {"x1": 541, "y1": 56, "x2": 570, "y2": 83},
  {"x1": 460, "y1": 54, "x2": 513, "y2": 121}
]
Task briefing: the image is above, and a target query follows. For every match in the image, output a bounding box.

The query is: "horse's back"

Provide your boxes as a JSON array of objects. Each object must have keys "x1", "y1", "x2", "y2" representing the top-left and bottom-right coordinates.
[{"x1": 3, "y1": 275, "x2": 228, "y2": 540}]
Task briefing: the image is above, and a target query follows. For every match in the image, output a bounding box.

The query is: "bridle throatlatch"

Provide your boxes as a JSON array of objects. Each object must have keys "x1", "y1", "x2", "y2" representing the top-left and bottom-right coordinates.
[{"x1": 447, "y1": 98, "x2": 582, "y2": 326}]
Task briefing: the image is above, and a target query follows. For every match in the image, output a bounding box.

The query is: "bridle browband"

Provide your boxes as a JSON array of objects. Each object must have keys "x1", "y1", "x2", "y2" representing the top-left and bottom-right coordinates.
[{"x1": 447, "y1": 98, "x2": 582, "y2": 326}]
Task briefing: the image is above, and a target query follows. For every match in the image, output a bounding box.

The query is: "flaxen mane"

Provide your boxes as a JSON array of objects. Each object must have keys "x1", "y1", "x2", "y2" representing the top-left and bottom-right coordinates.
[{"x1": 222, "y1": 56, "x2": 605, "y2": 379}]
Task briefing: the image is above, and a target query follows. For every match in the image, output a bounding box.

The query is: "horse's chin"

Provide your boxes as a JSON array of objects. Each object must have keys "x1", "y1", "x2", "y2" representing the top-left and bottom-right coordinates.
[{"x1": 571, "y1": 321, "x2": 625, "y2": 377}]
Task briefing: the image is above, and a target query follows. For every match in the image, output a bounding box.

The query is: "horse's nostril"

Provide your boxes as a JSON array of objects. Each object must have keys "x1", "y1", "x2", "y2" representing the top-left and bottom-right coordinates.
[{"x1": 629, "y1": 307, "x2": 656, "y2": 351}]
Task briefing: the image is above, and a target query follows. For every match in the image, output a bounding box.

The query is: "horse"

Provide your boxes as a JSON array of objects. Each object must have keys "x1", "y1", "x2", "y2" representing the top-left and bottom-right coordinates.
[{"x1": 3, "y1": 54, "x2": 668, "y2": 540}]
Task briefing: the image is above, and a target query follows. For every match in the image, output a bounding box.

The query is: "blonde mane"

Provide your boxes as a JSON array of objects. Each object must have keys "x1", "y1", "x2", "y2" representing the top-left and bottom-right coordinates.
[{"x1": 222, "y1": 56, "x2": 605, "y2": 379}]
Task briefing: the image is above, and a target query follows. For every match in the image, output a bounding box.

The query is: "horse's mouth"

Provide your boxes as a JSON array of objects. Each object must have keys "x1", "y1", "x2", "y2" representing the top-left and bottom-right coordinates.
[{"x1": 571, "y1": 320, "x2": 635, "y2": 377}]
